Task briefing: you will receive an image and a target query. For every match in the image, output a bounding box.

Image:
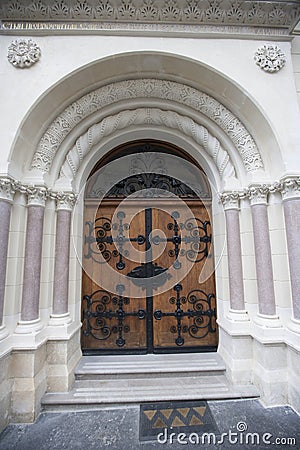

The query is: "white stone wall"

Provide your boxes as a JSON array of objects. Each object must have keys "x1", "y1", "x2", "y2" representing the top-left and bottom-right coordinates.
[{"x1": 291, "y1": 35, "x2": 300, "y2": 112}]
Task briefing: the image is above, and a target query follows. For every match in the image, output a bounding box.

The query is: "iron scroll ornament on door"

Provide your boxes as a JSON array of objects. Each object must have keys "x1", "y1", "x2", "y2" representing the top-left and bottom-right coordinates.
[{"x1": 84, "y1": 210, "x2": 211, "y2": 272}]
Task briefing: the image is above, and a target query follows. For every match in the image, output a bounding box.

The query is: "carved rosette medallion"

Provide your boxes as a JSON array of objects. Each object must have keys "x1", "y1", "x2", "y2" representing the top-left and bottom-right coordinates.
[
  {"x1": 254, "y1": 44, "x2": 286, "y2": 73},
  {"x1": 7, "y1": 39, "x2": 41, "y2": 68}
]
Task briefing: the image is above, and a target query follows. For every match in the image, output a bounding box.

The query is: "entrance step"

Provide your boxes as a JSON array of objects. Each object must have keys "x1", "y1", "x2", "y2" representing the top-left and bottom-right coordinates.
[
  {"x1": 75, "y1": 353, "x2": 226, "y2": 379},
  {"x1": 42, "y1": 354, "x2": 259, "y2": 412}
]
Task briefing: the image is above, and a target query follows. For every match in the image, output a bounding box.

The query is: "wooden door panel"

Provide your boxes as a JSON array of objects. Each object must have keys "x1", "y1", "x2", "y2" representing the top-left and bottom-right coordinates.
[
  {"x1": 82, "y1": 203, "x2": 148, "y2": 352},
  {"x1": 151, "y1": 203, "x2": 217, "y2": 350},
  {"x1": 81, "y1": 199, "x2": 217, "y2": 353}
]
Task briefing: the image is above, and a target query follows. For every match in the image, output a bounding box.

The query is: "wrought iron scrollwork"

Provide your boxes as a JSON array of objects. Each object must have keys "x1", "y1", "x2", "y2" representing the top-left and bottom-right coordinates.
[
  {"x1": 152, "y1": 211, "x2": 211, "y2": 269},
  {"x1": 107, "y1": 173, "x2": 199, "y2": 198},
  {"x1": 154, "y1": 284, "x2": 216, "y2": 347},
  {"x1": 84, "y1": 211, "x2": 145, "y2": 270},
  {"x1": 82, "y1": 284, "x2": 146, "y2": 347}
]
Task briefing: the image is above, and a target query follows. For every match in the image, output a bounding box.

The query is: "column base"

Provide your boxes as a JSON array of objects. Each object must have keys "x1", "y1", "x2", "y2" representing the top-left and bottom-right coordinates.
[
  {"x1": 287, "y1": 317, "x2": 300, "y2": 335},
  {"x1": 14, "y1": 318, "x2": 43, "y2": 334},
  {"x1": 0, "y1": 324, "x2": 9, "y2": 341},
  {"x1": 227, "y1": 309, "x2": 250, "y2": 322},
  {"x1": 49, "y1": 312, "x2": 72, "y2": 327},
  {"x1": 253, "y1": 313, "x2": 283, "y2": 328}
]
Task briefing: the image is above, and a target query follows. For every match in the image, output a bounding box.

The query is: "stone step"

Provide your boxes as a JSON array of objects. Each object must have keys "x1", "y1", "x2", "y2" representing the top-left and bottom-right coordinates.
[
  {"x1": 75, "y1": 353, "x2": 226, "y2": 380},
  {"x1": 42, "y1": 354, "x2": 259, "y2": 412},
  {"x1": 42, "y1": 374, "x2": 259, "y2": 412}
]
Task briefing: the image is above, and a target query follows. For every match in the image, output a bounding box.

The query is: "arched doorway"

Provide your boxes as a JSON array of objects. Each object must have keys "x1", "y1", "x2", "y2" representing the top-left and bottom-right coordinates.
[{"x1": 81, "y1": 140, "x2": 218, "y2": 354}]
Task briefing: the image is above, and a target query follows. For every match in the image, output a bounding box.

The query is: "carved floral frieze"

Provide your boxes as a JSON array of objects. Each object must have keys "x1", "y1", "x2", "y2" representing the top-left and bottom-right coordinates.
[
  {"x1": 7, "y1": 39, "x2": 41, "y2": 68},
  {"x1": 254, "y1": 44, "x2": 286, "y2": 73},
  {"x1": 1, "y1": 0, "x2": 299, "y2": 30}
]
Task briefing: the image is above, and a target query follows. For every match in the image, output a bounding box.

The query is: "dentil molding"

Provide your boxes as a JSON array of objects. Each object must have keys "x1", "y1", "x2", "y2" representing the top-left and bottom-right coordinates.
[
  {"x1": 31, "y1": 78, "x2": 263, "y2": 175},
  {"x1": 254, "y1": 44, "x2": 286, "y2": 73},
  {"x1": 7, "y1": 38, "x2": 41, "y2": 68}
]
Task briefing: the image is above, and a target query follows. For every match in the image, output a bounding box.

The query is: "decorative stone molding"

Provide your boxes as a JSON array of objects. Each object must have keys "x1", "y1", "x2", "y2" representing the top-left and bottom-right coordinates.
[
  {"x1": 60, "y1": 108, "x2": 236, "y2": 182},
  {"x1": 7, "y1": 39, "x2": 41, "y2": 68},
  {"x1": 1, "y1": 1, "x2": 299, "y2": 31},
  {"x1": 278, "y1": 176, "x2": 300, "y2": 201},
  {"x1": 52, "y1": 192, "x2": 76, "y2": 211},
  {"x1": 220, "y1": 191, "x2": 241, "y2": 210},
  {"x1": 30, "y1": 78, "x2": 262, "y2": 175},
  {"x1": 0, "y1": 177, "x2": 16, "y2": 202},
  {"x1": 247, "y1": 184, "x2": 270, "y2": 205},
  {"x1": 26, "y1": 185, "x2": 48, "y2": 207},
  {"x1": 0, "y1": 177, "x2": 77, "y2": 208},
  {"x1": 254, "y1": 44, "x2": 286, "y2": 73}
]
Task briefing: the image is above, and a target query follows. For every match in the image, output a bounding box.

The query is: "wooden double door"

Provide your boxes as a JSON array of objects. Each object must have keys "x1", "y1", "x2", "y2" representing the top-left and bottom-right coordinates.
[{"x1": 81, "y1": 198, "x2": 217, "y2": 354}]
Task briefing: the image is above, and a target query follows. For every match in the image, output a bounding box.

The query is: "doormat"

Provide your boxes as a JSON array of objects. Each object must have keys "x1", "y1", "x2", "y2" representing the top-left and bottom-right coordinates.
[{"x1": 139, "y1": 400, "x2": 219, "y2": 442}]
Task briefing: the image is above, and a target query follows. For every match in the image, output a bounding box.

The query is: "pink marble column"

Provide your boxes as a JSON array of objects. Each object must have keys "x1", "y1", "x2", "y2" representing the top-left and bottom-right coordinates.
[
  {"x1": 222, "y1": 193, "x2": 246, "y2": 313},
  {"x1": 281, "y1": 178, "x2": 300, "y2": 322},
  {"x1": 249, "y1": 187, "x2": 277, "y2": 317},
  {"x1": 50, "y1": 193, "x2": 75, "y2": 325},
  {"x1": 0, "y1": 179, "x2": 15, "y2": 337},
  {"x1": 19, "y1": 188, "x2": 47, "y2": 328}
]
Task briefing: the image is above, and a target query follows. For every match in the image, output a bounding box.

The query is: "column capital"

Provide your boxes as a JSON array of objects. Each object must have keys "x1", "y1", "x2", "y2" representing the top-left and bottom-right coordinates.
[
  {"x1": 0, "y1": 177, "x2": 16, "y2": 203},
  {"x1": 51, "y1": 191, "x2": 76, "y2": 211},
  {"x1": 26, "y1": 185, "x2": 48, "y2": 207},
  {"x1": 247, "y1": 184, "x2": 270, "y2": 206},
  {"x1": 278, "y1": 176, "x2": 300, "y2": 201},
  {"x1": 220, "y1": 191, "x2": 242, "y2": 210}
]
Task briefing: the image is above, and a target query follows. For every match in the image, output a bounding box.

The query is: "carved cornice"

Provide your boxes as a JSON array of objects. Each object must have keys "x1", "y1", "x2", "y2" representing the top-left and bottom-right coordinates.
[
  {"x1": 30, "y1": 78, "x2": 263, "y2": 176},
  {"x1": 0, "y1": 1, "x2": 299, "y2": 37}
]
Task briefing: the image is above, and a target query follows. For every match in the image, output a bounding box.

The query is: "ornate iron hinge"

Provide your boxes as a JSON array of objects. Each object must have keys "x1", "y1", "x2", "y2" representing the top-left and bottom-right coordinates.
[
  {"x1": 154, "y1": 284, "x2": 216, "y2": 346},
  {"x1": 82, "y1": 284, "x2": 146, "y2": 347}
]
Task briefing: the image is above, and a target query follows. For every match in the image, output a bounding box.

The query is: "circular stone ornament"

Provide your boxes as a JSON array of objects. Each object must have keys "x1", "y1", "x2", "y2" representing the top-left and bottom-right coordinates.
[
  {"x1": 7, "y1": 39, "x2": 41, "y2": 68},
  {"x1": 254, "y1": 44, "x2": 286, "y2": 73}
]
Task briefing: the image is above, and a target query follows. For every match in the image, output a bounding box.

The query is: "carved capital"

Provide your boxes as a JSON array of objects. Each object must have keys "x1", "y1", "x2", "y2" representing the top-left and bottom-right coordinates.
[
  {"x1": 7, "y1": 39, "x2": 41, "y2": 69},
  {"x1": 254, "y1": 44, "x2": 286, "y2": 73},
  {"x1": 220, "y1": 192, "x2": 241, "y2": 210},
  {"x1": 0, "y1": 177, "x2": 16, "y2": 203},
  {"x1": 279, "y1": 176, "x2": 300, "y2": 201},
  {"x1": 26, "y1": 186, "x2": 48, "y2": 207},
  {"x1": 53, "y1": 192, "x2": 76, "y2": 211},
  {"x1": 247, "y1": 185, "x2": 270, "y2": 206}
]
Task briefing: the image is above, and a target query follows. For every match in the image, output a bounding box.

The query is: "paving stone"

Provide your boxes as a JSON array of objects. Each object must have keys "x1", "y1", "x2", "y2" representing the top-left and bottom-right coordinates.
[{"x1": 0, "y1": 400, "x2": 299, "y2": 450}]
